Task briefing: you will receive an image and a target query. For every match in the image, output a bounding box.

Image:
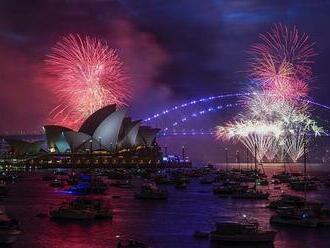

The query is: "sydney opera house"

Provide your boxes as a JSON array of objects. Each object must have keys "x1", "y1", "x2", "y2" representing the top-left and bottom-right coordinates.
[
  {"x1": 3, "y1": 105, "x2": 164, "y2": 167},
  {"x1": 43, "y1": 104, "x2": 160, "y2": 154}
]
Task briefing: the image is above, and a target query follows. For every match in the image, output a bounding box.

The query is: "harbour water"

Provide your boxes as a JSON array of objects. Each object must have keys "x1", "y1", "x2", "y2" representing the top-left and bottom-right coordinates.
[{"x1": 2, "y1": 164, "x2": 330, "y2": 248}]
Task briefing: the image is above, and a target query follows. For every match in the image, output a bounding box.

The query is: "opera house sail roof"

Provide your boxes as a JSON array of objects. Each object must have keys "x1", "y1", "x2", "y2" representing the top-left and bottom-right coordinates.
[
  {"x1": 4, "y1": 104, "x2": 161, "y2": 155},
  {"x1": 39, "y1": 104, "x2": 161, "y2": 154}
]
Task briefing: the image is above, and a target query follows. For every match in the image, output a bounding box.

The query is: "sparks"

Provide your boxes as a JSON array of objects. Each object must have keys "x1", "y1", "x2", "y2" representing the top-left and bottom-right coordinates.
[
  {"x1": 46, "y1": 34, "x2": 130, "y2": 129},
  {"x1": 216, "y1": 24, "x2": 322, "y2": 163}
]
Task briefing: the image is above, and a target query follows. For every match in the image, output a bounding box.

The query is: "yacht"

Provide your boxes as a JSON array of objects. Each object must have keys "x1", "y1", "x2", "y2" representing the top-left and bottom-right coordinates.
[
  {"x1": 213, "y1": 183, "x2": 248, "y2": 197},
  {"x1": 232, "y1": 188, "x2": 269, "y2": 200},
  {"x1": 135, "y1": 183, "x2": 168, "y2": 200},
  {"x1": 50, "y1": 197, "x2": 113, "y2": 220},
  {"x1": 269, "y1": 194, "x2": 323, "y2": 212},
  {"x1": 210, "y1": 221, "x2": 276, "y2": 243},
  {"x1": 49, "y1": 207, "x2": 95, "y2": 220},
  {"x1": 289, "y1": 180, "x2": 318, "y2": 191},
  {"x1": 270, "y1": 208, "x2": 319, "y2": 227},
  {"x1": 49, "y1": 179, "x2": 65, "y2": 188}
]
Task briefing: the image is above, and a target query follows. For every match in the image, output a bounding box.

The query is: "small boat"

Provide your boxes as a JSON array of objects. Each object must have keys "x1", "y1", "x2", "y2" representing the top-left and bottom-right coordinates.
[
  {"x1": 257, "y1": 178, "x2": 269, "y2": 186},
  {"x1": 209, "y1": 221, "x2": 276, "y2": 243},
  {"x1": 50, "y1": 197, "x2": 113, "y2": 220},
  {"x1": 213, "y1": 182, "x2": 248, "y2": 197},
  {"x1": 49, "y1": 207, "x2": 95, "y2": 220},
  {"x1": 70, "y1": 197, "x2": 113, "y2": 219},
  {"x1": 272, "y1": 172, "x2": 302, "y2": 183},
  {"x1": 109, "y1": 179, "x2": 132, "y2": 188},
  {"x1": 289, "y1": 180, "x2": 318, "y2": 191},
  {"x1": 270, "y1": 208, "x2": 319, "y2": 227},
  {"x1": 66, "y1": 183, "x2": 90, "y2": 195},
  {"x1": 49, "y1": 179, "x2": 64, "y2": 188},
  {"x1": 0, "y1": 211, "x2": 22, "y2": 245},
  {"x1": 232, "y1": 189, "x2": 269, "y2": 200},
  {"x1": 268, "y1": 194, "x2": 323, "y2": 211},
  {"x1": 135, "y1": 183, "x2": 168, "y2": 200}
]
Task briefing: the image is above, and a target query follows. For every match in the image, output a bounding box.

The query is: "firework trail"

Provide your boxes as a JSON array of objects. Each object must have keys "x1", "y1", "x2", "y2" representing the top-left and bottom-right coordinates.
[
  {"x1": 217, "y1": 120, "x2": 283, "y2": 162},
  {"x1": 46, "y1": 34, "x2": 130, "y2": 129},
  {"x1": 282, "y1": 111, "x2": 323, "y2": 162}
]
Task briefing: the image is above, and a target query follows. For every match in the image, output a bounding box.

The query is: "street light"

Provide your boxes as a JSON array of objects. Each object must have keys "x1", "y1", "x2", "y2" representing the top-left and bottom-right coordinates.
[{"x1": 89, "y1": 139, "x2": 93, "y2": 154}]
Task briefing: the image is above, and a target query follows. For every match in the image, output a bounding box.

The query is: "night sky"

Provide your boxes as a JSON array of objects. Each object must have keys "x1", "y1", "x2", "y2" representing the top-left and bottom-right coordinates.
[{"x1": 1, "y1": 0, "x2": 330, "y2": 133}]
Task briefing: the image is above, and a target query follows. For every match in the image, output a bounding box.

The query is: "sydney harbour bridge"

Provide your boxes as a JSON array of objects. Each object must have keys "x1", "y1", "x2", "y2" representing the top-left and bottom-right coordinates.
[{"x1": 142, "y1": 92, "x2": 330, "y2": 137}]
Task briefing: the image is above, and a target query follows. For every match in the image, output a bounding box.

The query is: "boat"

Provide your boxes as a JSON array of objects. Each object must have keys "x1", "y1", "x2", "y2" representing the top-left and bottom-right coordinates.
[
  {"x1": 135, "y1": 183, "x2": 168, "y2": 200},
  {"x1": 257, "y1": 178, "x2": 269, "y2": 186},
  {"x1": 272, "y1": 172, "x2": 292, "y2": 183},
  {"x1": 209, "y1": 221, "x2": 276, "y2": 243},
  {"x1": 109, "y1": 179, "x2": 132, "y2": 188},
  {"x1": 213, "y1": 182, "x2": 248, "y2": 197},
  {"x1": 66, "y1": 180, "x2": 108, "y2": 195},
  {"x1": 270, "y1": 208, "x2": 319, "y2": 227},
  {"x1": 0, "y1": 211, "x2": 22, "y2": 245},
  {"x1": 289, "y1": 180, "x2": 318, "y2": 191},
  {"x1": 232, "y1": 189, "x2": 269, "y2": 200},
  {"x1": 50, "y1": 197, "x2": 113, "y2": 220},
  {"x1": 49, "y1": 179, "x2": 64, "y2": 188},
  {"x1": 66, "y1": 183, "x2": 90, "y2": 195},
  {"x1": 269, "y1": 194, "x2": 323, "y2": 212},
  {"x1": 49, "y1": 207, "x2": 96, "y2": 220}
]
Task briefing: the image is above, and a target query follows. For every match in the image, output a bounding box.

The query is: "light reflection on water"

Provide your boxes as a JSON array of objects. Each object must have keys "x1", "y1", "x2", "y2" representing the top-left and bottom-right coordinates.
[{"x1": 2, "y1": 164, "x2": 330, "y2": 248}]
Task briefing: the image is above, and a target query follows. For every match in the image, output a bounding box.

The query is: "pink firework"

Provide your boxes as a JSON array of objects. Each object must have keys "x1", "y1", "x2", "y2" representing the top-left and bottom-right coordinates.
[
  {"x1": 248, "y1": 24, "x2": 315, "y2": 101},
  {"x1": 249, "y1": 24, "x2": 316, "y2": 81},
  {"x1": 46, "y1": 34, "x2": 130, "y2": 129},
  {"x1": 250, "y1": 55, "x2": 308, "y2": 100}
]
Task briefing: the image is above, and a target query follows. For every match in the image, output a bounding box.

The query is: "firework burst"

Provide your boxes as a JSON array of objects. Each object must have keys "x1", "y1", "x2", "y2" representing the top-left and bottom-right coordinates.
[
  {"x1": 248, "y1": 24, "x2": 316, "y2": 102},
  {"x1": 217, "y1": 120, "x2": 283, "y2": 162},
  {"x1": 46, "y1": 34, "x2": 130, "y2": 129},
  {"x1": 216, "y1": 24, "x2": 322, "y2": 163},
  {"x1": 249, "y1": 24, "x2": 316, "y2": 82}
]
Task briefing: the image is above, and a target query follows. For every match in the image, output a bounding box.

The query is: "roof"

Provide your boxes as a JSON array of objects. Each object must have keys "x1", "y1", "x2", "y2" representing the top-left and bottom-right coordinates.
[{"x1": 79, "y1": 104, "x2": 116, "y2": 136}]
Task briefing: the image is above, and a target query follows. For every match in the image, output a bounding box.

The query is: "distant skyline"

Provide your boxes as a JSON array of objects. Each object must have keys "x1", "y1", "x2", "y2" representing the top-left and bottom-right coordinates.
[{"x1": 1, "y1": 0, "x2": 330, "y2": 132}]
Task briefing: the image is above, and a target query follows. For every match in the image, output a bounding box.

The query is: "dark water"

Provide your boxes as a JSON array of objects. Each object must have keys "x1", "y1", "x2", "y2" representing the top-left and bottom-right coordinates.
[{"x1": 3, "y1": 165, "x2": 330, "y2": 248}]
